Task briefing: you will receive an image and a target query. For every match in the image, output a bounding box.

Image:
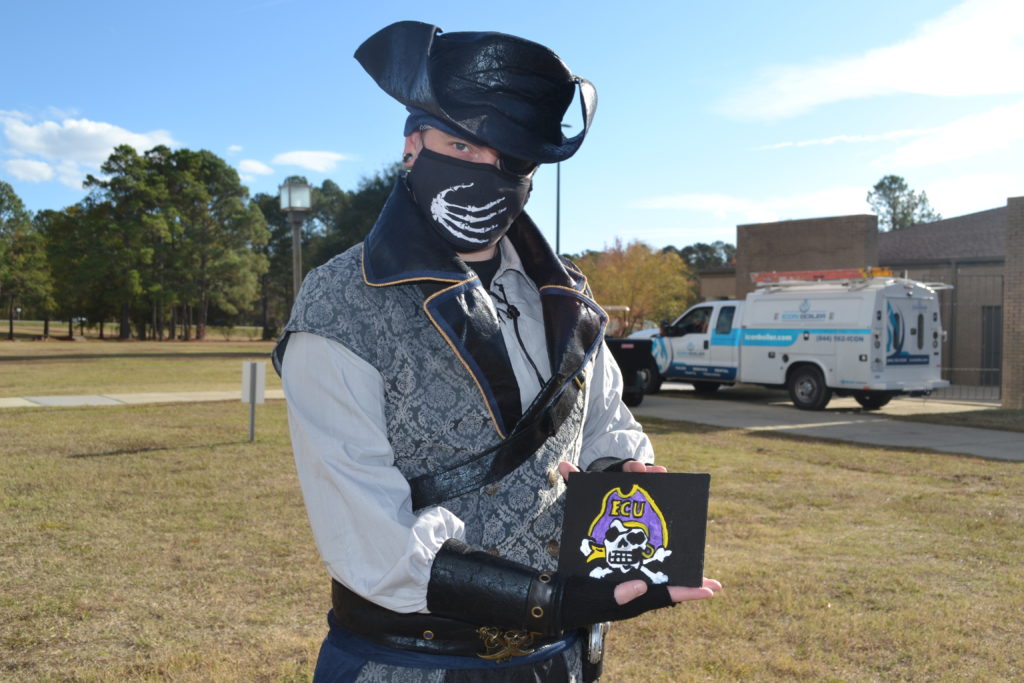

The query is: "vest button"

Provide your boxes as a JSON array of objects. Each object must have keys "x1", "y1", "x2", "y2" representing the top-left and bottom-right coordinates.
[
  {"x1": 487, "y1": 547, "x2": 500, "y2": 556},
  {"x1": 546, "y1": 540, "x2": 560, "y2": 557},
  {"x1": 547, "y1": 468, "x2": 560, "y2": 487},
  {"x1": 485, "y1": 485, "x2": 500, "y2": 495}
]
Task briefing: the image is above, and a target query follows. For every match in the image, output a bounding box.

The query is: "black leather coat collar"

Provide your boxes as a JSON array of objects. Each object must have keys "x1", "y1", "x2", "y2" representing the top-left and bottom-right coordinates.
[
  {"x1": 362, "y1": 179, "x2": 607, "y2": 447},
  {"x1": 362, "y1": 177, "x2": 473, "y2": 286}
]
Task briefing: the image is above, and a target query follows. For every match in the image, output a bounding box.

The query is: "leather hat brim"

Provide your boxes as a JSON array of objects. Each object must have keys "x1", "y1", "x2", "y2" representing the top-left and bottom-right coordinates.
[{"x1": 355, "y1": 21, "x2": 596, "y2": 164}]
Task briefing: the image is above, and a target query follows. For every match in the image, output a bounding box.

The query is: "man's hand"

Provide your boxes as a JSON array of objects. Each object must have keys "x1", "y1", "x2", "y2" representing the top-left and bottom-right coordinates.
[
  {"x1": 557, "y1": 459, "x2": 666, "y2": 481},
  {"x1": 621, "y1": 460, "x2": 667, "y2": 474},
  {"x1": 613, "y1": 577, "x2": 722, "y2": 605}
]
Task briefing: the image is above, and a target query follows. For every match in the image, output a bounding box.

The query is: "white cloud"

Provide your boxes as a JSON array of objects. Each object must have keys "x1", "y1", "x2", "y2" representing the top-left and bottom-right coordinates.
[
  {"x1": 633, "y1": 173, "x2": 1023, "y2": 232},
  {"x1": 238, "y1": 159, "x2": 273, "y2": 175},
  {"x1": 55, "y1": 160, "x2": 86, "y2": 189},
  {"x1": 228, "y1": 145, "x2": 243, "y2": 153},
  {"x1": 759, "y1": 127, "x2": 940, "y2": 151},
  {"x1": 874, "y1": 99, "x2": 1024, "y2": 168},
  {"x1": 721, "y1": 0, "x2": 1024, "y2": 120},
  {"x1": 758, "y1": 98, "x2": 1024, "y2": 168},
  {"x1": 0, "y1": 110, "x2": 178, "y2": 192},
  {"x1": 634, "y1": 186, "x2": 870, "y2": 225},
  {"x1": 1, "y1": 114, "x2": 176, "y2": 165},
  {"x1": 0, "y1": 109, "x2": 32, "y2": 123},
  {"x1": 272, "y1": 150, "x2": 348, "y2": 172},
  {"x1": 44, "y1": 106, "x2": 80, "y2": 121},
  {"x1": 4, "y1": 159, "x2": 54, "y2": 182},
  {"x1": 924, "y1": 172, "x2": 1024, "y2": 217},
  {"x1": 616, "y1": 223, "x2": 739, "y2": 248}
]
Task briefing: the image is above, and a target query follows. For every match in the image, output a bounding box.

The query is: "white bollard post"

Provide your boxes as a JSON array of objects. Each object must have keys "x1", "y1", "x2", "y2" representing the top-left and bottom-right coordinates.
[{"x1": 241, "y1": 361, "x2": 266, "y2": 442}]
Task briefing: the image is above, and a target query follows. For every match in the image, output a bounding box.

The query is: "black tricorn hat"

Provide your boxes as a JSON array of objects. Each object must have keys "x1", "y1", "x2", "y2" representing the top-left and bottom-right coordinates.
[{"x1": 355, "y1": 20, "x2": 597, "y2": 164}]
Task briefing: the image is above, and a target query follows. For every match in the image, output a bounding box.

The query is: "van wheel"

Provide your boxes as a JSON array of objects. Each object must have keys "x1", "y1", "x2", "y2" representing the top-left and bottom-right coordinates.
[
  {"x1": 854, "y1": 392, "x2": 892, "y2": 410},
  {"x1": 788, "y1": 366, "x2": 832, "y2": 410},
  {"x1": 640, "y1": 358, "x2": 663, "y2": 394},
  {"x1": 691, "y1": 381, "x2": 720, "y2": 395}
]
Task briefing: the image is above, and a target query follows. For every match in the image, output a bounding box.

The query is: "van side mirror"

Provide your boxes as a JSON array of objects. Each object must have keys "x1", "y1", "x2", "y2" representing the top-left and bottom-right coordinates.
[{"x1": 659, "y1": 320, "x2": 673, "y2": 337}]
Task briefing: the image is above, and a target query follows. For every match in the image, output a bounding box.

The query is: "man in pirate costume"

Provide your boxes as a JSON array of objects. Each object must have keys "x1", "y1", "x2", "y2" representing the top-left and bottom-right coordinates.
[{"x1": 275, "y1": 20, "x2": 721, "y2": 682}]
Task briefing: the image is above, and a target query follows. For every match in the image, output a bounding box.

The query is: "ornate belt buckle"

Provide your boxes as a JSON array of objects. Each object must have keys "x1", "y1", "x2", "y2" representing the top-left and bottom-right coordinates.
[
  {"x1": 587, "y1": 621, "x2": 610, "y2": 664},
  {"x1": 476, "y1": 626, "x2": 538, "y2": 662}
]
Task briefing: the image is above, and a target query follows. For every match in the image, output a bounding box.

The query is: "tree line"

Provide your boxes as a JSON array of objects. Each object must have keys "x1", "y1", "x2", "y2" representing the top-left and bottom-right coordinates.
[
  {"x1": 3, "y1": 154, "x2": 934, "y2": 342},
  {"x1": 0, "y1": 145, "x2": 399, "y2": 341}
]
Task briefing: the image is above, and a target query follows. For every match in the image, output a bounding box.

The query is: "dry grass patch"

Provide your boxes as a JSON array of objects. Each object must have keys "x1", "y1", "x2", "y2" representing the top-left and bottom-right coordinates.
[
  {"x1": 604, "y1": 419, "x2": 1024, "y2": 682},
  {"x1": 0, "y1": 340, "x2": 279, "y2": 396},
  {"x1": 2, "y1": 401, "x2": 324, "y2": 681},
  {"x1": 894, "y1": 408, "x2": 1024, "y2": 433},
  {"x1": 2, "y1": 405, "x2": 1022, "y2": 681}
]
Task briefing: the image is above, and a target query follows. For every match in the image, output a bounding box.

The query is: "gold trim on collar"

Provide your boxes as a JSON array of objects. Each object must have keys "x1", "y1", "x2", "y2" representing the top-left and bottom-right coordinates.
[
  {"x1": 361, "y1": 249, "x2": 464, "y2": 288},
  {"x1": 539, "y1": 283, "x2": 600, "y2": 310},
  {"x1": 421, "y1": 278, "x2": 507, "y2": 440}
]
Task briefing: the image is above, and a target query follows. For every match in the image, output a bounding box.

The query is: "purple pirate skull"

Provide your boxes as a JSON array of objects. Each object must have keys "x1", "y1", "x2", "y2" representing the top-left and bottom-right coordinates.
[{"x1": 585, "y1": 485, "x2": 669, "y2": 567}]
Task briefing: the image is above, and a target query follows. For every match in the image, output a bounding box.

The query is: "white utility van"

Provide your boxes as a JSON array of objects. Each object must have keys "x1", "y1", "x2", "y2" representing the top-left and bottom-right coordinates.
[{"x1": 631, "y1": 269, "x2": 950, "y2": 410}]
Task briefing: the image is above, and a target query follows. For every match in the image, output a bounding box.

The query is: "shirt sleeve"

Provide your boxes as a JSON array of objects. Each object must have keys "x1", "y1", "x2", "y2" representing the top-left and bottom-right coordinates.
[
  {"x1": 281, "y1": 331, "x2": 465, "y2": 613},
  {"x1": 578, "y1": 339, "x2": 655, "y2": 470}
]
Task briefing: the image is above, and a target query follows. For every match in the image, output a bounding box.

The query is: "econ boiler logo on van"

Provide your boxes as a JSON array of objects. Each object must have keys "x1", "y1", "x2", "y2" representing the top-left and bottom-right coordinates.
[{"x1": 776, "y1": 299, "x2": 833, "y2": 322}]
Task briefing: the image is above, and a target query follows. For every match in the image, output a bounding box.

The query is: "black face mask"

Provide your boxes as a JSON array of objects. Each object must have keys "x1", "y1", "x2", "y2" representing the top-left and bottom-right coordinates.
[{"x1": 406, "y1": 147, "x2": 532, "y2": 252}]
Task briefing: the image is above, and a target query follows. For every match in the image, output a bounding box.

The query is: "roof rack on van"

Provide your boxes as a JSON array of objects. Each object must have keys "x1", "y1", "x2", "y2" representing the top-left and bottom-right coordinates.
[
  {"x1": 751, "y1": 268, "x2": 954, "y2": 293},
  {"x1": 751, "y1": 267, "x2": 893, "y2": 284}
]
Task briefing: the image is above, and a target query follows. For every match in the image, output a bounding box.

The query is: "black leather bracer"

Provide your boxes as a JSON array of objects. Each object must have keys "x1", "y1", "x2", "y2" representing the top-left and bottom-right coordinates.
[{"x1": 426, "y1": 539, "x2": 673, "y2": 636}]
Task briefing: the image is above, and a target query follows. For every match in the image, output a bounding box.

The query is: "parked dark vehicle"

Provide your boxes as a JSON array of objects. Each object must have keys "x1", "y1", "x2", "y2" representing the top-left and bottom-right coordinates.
[{"x1": 605, "y1": 337, "x2": 653, "y2": 407}]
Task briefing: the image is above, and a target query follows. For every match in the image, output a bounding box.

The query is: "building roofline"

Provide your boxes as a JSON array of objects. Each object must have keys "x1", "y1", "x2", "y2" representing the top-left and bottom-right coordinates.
[{"x1": 738, "y1": 213, "x2": 876, "y2": 228}]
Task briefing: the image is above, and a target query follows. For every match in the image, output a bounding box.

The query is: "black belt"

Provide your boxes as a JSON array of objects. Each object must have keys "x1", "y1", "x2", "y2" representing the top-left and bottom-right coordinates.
[{"x1": 330, "y1": 580, "x2": 565, "y2": 661}]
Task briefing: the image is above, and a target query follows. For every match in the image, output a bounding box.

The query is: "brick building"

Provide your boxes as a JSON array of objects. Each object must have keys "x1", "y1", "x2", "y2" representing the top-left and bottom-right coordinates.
[{"x1": 696, "y1": 196, "x2": 1022, "y2": 406}]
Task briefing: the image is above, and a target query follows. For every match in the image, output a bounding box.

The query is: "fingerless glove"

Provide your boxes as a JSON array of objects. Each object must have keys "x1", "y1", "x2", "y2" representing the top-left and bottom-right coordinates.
[{"x1": 427, "y1": 539, "x2": 673, "y2": 635}]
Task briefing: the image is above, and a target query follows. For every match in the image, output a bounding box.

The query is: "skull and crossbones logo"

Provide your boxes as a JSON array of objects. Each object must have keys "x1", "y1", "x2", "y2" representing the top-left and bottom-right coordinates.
[{"x1": 579, "y1": 485, "x2": 672, "y2": 584}]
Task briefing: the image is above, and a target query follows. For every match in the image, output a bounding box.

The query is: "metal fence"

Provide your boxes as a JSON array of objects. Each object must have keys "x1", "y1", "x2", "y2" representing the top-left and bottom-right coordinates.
[
  {"x1": 932, "y1": 272, "x2": 1003, "y2": 403},
  {"x1": 932, "y1": 367, "x2": 1001, "y2": 402}
]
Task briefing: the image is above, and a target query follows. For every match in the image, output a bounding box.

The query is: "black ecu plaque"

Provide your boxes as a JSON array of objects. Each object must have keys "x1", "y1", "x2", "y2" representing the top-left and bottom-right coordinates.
[{"x1": 558, "y1": 472, "x2": 710, "y2": 587}]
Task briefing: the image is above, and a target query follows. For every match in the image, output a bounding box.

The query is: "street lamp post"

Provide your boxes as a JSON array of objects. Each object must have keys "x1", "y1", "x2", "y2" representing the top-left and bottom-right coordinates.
[
  {"x1": 279, "y1": 178, "x2": 312, "y2": 304},
  {"x1": 556, "y1": 162, "x2": 561, "y2": 255},
  {"x1": 555, "y1": 123, "x2": 572, "y2": 256}
]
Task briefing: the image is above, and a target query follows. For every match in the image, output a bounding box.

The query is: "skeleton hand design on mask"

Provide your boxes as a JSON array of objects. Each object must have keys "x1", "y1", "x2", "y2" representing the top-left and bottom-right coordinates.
[
  {"x1": 428, "y1": 183, "x2": 509, "y2": 245},
  {"x1": 407, "y1": 148, "x2": 532, "y2": 252}
]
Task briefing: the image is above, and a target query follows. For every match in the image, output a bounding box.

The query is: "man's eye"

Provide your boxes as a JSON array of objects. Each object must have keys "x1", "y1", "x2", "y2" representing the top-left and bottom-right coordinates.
[{"x1": 453, "y1": 142, "x2": 470, "y2": 153}]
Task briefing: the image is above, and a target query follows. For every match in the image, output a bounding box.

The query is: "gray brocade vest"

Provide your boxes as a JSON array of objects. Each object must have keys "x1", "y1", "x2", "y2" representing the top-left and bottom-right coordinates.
[{"x1": 281, "y1": 180, "x2": 608, "y2": 570}]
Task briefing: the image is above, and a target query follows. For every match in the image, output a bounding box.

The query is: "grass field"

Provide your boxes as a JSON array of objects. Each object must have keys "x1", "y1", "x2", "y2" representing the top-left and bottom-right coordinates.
[
  {"x1": 898, "y1": 408, "x2": 1024, "y2": 433},
  {"x1": 1, "y1": 339, "x2": 280, "y2": 396},
  {"x1": 2, "y1": 344, "x2": 1022, "y2": 681}
]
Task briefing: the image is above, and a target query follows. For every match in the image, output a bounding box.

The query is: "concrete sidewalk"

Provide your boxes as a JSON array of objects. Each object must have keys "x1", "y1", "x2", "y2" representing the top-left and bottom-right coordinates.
[
  {"x1": 2, "y1": 385, "x2": 1019, "y2": 462},
  {"x1": 0, "y1": 389, "x2": 286, "y2": 409},
  {"x1": 631, "y1": 384, "x2": 1021, "y2": 462}
]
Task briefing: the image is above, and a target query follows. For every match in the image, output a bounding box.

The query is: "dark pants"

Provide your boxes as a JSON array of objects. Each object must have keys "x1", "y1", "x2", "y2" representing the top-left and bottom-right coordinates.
[{"x1": 312, "y1": 611, "x2": 577, "y2": 683}]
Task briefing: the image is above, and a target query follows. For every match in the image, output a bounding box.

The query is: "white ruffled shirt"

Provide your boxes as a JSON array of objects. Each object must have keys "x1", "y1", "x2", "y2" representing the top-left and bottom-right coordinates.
[{"x1": 282, "y1": 238, "x2": 653, "y2": 613}]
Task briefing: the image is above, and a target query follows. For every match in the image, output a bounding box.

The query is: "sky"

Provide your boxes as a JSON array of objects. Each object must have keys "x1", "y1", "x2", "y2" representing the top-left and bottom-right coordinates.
[{"x1": 2, "y1": 0, "x2": 1022, "y2": 255}]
